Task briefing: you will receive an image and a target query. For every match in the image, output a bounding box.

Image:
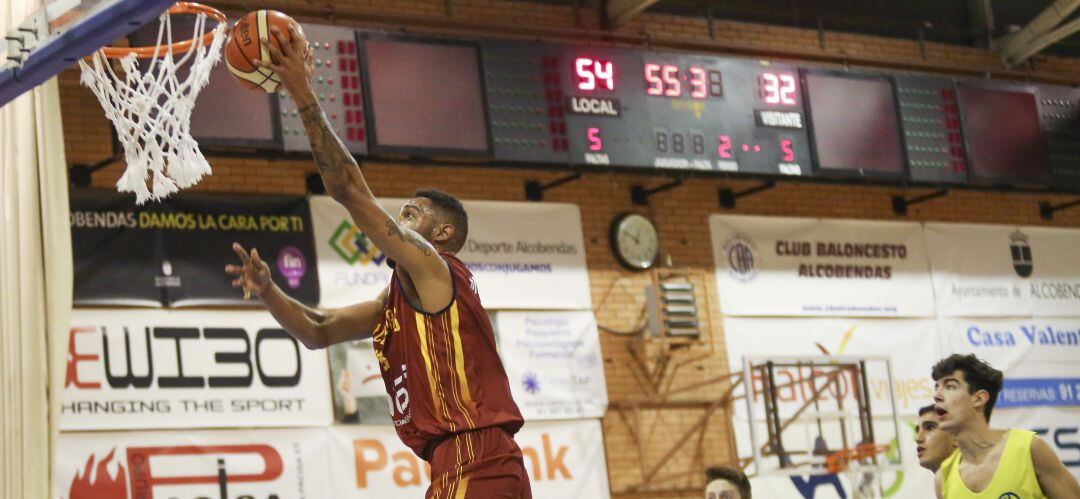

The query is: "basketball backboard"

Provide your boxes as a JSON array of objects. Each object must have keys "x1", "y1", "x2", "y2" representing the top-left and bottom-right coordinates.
[
  {"x1": 0, "y1": 0, "x2": 175, "y2": 106},
  {"x1": 738, "y1": 356, "x2": 904, "y2": 496}
]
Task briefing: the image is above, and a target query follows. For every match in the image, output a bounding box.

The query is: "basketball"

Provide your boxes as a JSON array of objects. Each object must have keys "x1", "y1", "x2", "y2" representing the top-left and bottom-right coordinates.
[{"x1": 224, "y1": 10, "x2": 305, "y2": 92}]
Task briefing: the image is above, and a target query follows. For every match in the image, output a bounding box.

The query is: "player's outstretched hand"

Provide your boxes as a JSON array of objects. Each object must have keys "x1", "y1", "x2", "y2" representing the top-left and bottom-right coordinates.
[
  {"x1": 225, "y1": 242, "x2": 272, "y2": 300},
  {"x1": 254, "y1": 25, "x2": 314, "y2": 98}
]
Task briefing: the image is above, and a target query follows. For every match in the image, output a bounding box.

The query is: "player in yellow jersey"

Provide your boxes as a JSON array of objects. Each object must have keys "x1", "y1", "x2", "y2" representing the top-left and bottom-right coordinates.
[{"x1": 930, "y1": 354, "x2": 1080, "y2": 498}]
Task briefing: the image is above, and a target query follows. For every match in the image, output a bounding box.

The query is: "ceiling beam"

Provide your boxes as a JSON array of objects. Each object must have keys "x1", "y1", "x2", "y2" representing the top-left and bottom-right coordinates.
[
  {"x1": 998, "y1": 0, "x2": 1080, "y2": 66},
  {"x1": 605, "y1": 0, "x2": 661, "y2": 28},
  {"x1": 1003, "y1": 15, "x2": 1080, "y2": 66}
]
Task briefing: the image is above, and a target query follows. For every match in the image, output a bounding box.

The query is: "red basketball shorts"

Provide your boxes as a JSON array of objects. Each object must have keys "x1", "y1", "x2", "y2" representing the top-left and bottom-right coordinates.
[{"x1": 426, "y1": 426, "x2": 532, "y2": 499}]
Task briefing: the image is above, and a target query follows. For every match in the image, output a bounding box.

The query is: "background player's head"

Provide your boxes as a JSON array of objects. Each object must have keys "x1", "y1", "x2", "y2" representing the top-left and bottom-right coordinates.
[
  {"x1": 397, "y1": 188, "x2": 469, "y2": 253},
  {"x1": 704, "y1": 466, "x2": 751, "y2": 499},
  {"x1": 931, "y1": 354, "x2": 1004, "y2": 434},
  {"x1": 915, "y1": 404, "x2": 957, "y2": 472}
]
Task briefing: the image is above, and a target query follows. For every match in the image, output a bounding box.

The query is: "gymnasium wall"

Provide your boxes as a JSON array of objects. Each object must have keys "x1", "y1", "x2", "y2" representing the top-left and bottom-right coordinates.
[{"x1": 56, "y1": 1, "x2": 1080, "y2": 497}]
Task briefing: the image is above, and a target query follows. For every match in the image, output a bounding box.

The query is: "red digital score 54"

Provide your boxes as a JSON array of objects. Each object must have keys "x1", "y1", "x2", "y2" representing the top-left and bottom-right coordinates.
[
  {"x1": 758, "y1": 72, "x2": 798, "y2": 105},
  {"x1": 574, "y1": 57, "x2": 615, "y2": 91}
]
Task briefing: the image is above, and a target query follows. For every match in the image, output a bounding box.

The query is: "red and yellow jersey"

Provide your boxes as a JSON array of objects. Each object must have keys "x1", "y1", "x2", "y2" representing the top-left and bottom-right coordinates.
[{"x1": 372, "y1": 252, "x2": 524, "y2": 459}]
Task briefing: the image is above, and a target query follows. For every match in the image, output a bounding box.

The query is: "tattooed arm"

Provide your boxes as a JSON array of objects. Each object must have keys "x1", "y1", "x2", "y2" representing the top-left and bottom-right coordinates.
[{"x1": 255, "y1": 26, "x2": 452, "y2": 309}]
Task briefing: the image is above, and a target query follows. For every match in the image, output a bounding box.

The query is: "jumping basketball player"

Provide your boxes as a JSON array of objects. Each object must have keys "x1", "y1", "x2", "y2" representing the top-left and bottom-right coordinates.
[
  {"x1": 931, "y1": 354, "x2": 1080, "y2": 498},
  {"x1": 916, "y1": 404, "x2": 956, "y2": 473},
  {"x1": 225, "y1": 25, "x2": 530, "y2": 499}
]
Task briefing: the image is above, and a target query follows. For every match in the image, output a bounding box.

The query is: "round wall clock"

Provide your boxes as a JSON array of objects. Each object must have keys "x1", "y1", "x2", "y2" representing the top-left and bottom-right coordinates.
[{"x1": 609, "y1": 212, "x2": 660, "y2": 271}]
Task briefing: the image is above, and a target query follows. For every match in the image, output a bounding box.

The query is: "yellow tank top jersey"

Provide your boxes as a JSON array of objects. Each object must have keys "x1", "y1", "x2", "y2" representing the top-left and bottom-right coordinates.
[{"x1": 940, "y1": 429, "x2": 1046, "y2": 499}]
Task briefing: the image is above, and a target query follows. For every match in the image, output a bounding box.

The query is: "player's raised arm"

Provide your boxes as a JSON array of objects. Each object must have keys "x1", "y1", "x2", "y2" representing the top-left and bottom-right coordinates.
[
  {"x1": 1031, "y1": 435, "x2": 1080, "y2": 498},
  {"x1": 226, "y1": 243, "x2": 387, "y2": 348},
  {"x1": 255, "y1": 26, "x2": 450, "y2": 306}
]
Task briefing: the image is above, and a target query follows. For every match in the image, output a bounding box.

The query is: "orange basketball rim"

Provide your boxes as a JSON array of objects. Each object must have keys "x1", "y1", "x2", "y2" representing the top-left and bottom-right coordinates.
[{"x1": 97, "y1": 2, "x2": 226, "y2": 59}]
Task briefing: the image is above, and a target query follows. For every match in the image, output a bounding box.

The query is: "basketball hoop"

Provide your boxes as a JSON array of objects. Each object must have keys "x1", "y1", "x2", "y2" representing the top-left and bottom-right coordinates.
[
  {"x1": 78, "y1": 2, "x2": 226, "y2": 203},
  {"x1": 827, "y1": 443, "x2": 891, "y2": 499}
]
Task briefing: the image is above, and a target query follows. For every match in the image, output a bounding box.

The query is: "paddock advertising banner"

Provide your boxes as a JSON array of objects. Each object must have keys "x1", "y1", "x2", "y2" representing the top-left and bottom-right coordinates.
[
  {"x1": 328, "y1": 420, "x2": 611, "y2": 498},
  {"x1": 710, "y1": 215, "x2": 934, "y2": 317},
  {"x1": 71, "y1": 189, "x2": 318, "y2": 307},
  {"x1": 925, "y1": 223, "x2": 1080, "y2": 317},
  {"x1": 54, "y1": 428, "x2": 332, "y2": 499},
  {"x1": 723, "y1": 317, "x2": 940, "y2": 499},
  {"x1": 62, "y1": 309, "x2": 332, "y2": 430},
  {"x1": 495, "y1": 311, "x2": 608, "y2": 420},
  {"x1": 312, "y1": 196, "x2": 592, "y2": 309}
]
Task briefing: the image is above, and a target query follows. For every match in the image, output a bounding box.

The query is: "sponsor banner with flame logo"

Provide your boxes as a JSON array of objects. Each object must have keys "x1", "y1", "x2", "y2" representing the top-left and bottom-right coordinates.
[
  {"x1": 327, "y1": 420, "x2": 611, "y2": 498},
  {"x1": 723, "y1": 317, "x2": 941, "y2": 498},
  {"x1": 311, "y1": 196, "x2": 592, "y2": 310},
  {"x1": 55, "y1": 428, "x2": 332, "y2": 499},
  {"x1": 63, "y1": 309, "x2": 332, "y2": 430},
  {"x1": 709, "y1": 214, "x2": 934, "y2": 317},
  {"x1": 925, "y1": 223, "x2": 1080, "y2": 317}
]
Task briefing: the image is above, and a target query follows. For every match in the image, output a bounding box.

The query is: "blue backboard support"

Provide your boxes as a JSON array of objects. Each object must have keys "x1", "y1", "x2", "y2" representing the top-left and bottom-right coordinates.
[{"x1": 0, "y1": 0, "x2": 175, "y2": 107}]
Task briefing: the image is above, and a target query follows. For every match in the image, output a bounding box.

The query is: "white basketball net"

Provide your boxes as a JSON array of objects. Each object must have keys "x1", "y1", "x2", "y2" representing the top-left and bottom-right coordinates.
[
  {"x1": 840, "y1": 451, "x2": 886, "y2": 499},
  {"x1": 79, "y1": 11, "x2": 225, "y2": 204}
]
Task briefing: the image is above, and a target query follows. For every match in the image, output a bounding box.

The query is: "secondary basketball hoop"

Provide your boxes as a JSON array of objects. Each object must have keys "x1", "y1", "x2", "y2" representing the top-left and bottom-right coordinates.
[
  {"x1": 828, "y1": 443, "x2": 892, "y2": 499},
  {"x1": 78, "y1": 2, "x2": 226, "y2": 203},
  {"x1": 739, "y1": 355, "x2": 904, "y2": 498}
]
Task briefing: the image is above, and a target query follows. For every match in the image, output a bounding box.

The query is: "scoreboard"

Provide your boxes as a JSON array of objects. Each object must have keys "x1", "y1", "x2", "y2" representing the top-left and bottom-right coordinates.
[
  {"x1": 479, "y1": 42, "x2": 811, "y2": 175},
  {"x1": 177, "y1": 24, "x2": 1080, "y2": 192}
]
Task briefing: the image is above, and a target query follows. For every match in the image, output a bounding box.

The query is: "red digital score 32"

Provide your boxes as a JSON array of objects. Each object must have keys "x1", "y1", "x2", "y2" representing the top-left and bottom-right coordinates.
[{"x1": 758, "y1": 72, "x2": 798, "y2": 105}]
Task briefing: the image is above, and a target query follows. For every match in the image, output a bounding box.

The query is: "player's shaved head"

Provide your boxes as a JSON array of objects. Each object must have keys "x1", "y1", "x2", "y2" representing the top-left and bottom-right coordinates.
[{"x1": 412, "y1": 188, "x2": 468, "y2": 252}]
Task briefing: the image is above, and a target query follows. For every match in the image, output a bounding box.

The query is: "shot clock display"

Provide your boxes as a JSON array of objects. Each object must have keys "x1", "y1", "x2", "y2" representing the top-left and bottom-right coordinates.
[
  {"x1": 803, "y1": 70, "x2": 905, "y2": 178},
  {"x1": 360, "y1": 35, "x2": 490, "y2": 156},
  {"x1": 957, "y1": 82, "x2": 1050, "y2": 185}
]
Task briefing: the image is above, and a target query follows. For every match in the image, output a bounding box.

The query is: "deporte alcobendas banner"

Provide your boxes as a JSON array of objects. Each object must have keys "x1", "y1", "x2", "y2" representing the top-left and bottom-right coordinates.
[
  {"x1": 311, "y1": 196, "x2": 592, "y2": 309},
  {"x1": 70, "y1": 189, "x2": 318, "y2": 307},
  {"x1": 925, "y1": 223, "x2": 1080, "y2": 317},
  {"x1": 62, "y1": 309, "x2": 332, "y2": 430},
  {"x1": 55, "y1": 428, "x2": 333, "y2": 499},
  {"x1": 710, "y1": 215, "x2": 934, "y2": 317}
]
